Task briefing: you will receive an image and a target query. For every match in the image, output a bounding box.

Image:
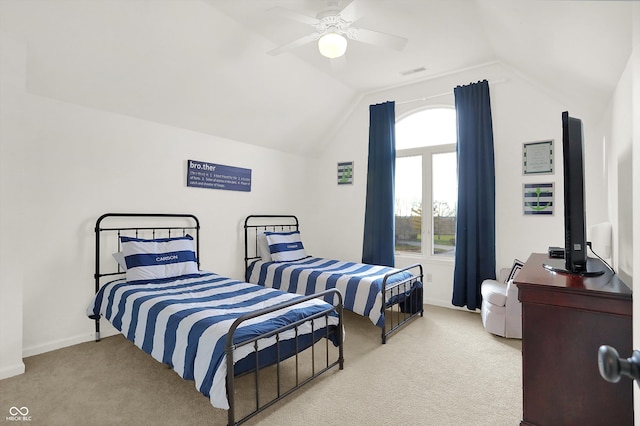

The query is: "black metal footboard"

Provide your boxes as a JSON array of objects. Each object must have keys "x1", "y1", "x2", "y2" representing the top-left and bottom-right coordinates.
[
  {"x1": 225, "y1": 288, "x2": 344, "y2": 426},
  {"x1": 380, "y1": 263, "x2": 424, "y2": 344}
]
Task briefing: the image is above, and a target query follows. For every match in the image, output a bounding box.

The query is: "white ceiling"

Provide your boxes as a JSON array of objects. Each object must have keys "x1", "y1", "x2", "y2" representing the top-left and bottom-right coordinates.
[
  {"x1": 2, "y1": 0, "x2": 632, "y2": 156},
  {"x1": 210, "y1": 0, "x2": 631, "y2": 107}
]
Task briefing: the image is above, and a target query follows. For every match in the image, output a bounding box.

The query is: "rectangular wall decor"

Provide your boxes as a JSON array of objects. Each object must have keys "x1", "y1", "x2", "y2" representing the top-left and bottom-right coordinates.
[
  {"x1": 523, "y1": 183, "x2": 554, "y2": 215},
  {"x1": 338, "y1": 161, "x2": 353, "y2": 185},
  {"x1": 523, "y1": 140, "x2": 554, "y2": 175},
  {"x1": 187, "y1": 159, "x2": 251, "y2": 192}
]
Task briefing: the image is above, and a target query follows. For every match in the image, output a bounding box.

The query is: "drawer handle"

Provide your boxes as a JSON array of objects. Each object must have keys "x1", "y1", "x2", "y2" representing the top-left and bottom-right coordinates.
[{"x1": 598, "y1": 345, "x2": 640, "y2": 383}]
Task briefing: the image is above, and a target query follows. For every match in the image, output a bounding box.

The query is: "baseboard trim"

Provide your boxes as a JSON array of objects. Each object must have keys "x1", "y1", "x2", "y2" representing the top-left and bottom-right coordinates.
[
  {"x1": 22, "y1": 334, "x2": 93, "y2": 358},
  {"x1": 0, "y1": 361, "x2": 25, "y2": 380},
  {"x1": 424, "y1": 298, "x2": 480, "y2": 313},
  {"x1": 22, "y1": 327, "x2": 119, "y2": 358}
]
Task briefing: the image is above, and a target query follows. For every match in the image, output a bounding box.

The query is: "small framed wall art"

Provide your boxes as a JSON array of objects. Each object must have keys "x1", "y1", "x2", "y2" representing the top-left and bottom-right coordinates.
[
  {"x1": 523, "y1": 140, "x2": 554, "y2": 175},
  {"x1": 523, "y1": 182, "x2": 554, "y2": 215},
  {"x1": 338, "y1": 161, "x2": 354, "y2": 185}
]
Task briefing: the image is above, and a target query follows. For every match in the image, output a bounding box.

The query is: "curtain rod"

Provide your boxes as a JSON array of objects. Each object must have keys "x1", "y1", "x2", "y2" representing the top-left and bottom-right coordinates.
[{"x1": 396, "y1": 79, "x2": 507, "y2": 105}]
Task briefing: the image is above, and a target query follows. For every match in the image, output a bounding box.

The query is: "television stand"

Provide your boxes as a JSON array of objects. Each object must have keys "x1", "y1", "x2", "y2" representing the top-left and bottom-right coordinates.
[
  {"x1": 516, "y1": 253, "x2": 632, "y2": 425},
  {"x1": 542, "y1": 257, "x2": 605, "y2": 277}
]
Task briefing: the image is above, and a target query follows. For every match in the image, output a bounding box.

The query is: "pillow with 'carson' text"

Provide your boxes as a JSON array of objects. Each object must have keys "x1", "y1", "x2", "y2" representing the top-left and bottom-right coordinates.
[
  {"x1": 264, "y1": 231, "x2": 308, "y2": 262},
  {"x1": 120, "y1": 234, "x2": 198, "y2": 282}
]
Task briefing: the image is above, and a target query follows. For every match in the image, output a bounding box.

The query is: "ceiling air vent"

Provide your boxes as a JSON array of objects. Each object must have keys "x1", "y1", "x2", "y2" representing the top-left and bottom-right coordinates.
[{"x1": 400, "y1": 66, "x2": 427, "y2": 76}]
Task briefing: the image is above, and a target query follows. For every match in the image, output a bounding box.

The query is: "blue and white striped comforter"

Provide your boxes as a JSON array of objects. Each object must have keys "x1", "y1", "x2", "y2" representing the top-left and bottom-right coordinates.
[
  {"x1": 87, "y1": 272, "x2": 339, "y2": 409},
  {"x1": 247, "y1": 257, "x2": 418, "y2": 328}
]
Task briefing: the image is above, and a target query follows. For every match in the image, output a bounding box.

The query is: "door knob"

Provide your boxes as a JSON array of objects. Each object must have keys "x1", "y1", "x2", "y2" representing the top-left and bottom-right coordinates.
[{"x1": 598, "y1": 345, "x2": 640, "y2": 383}]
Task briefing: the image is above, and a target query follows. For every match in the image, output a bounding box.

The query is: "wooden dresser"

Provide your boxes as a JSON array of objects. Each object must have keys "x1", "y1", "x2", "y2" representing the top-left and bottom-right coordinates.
[{"x1": 514, "y1": 253, "x2": 633, "y2": 426}]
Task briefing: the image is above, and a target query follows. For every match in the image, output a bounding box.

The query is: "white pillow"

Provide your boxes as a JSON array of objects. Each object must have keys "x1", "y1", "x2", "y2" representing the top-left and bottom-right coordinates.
[
  {"x1": 121, "y1": 235, "x2": 198, "y2": 282},
  {"x1": 265, "y1": 231, "x2": 307, "y2": 262},
  {"x1": 506, "y1": 259, "x2": 524, "y2": 282},
  {"x1": 112, "y1": 251, "x2": 127, "y2": 270},
  {"x1": 256, "y1": 232, "x2": 272, "y2": 262}
]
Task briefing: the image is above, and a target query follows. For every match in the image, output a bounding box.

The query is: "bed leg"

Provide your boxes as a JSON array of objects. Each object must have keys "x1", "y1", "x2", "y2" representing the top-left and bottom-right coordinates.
[{"x1": 95, "y1": 319, "x2": 101, "y2": 342}]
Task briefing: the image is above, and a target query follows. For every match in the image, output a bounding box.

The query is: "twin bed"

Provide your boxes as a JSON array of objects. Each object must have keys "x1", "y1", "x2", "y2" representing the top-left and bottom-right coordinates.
[
  {"x1": 89, "y1": 213, "x2": 343, "y2": 426},
  {"x1": 244, "y1": 215, "x2": 424, "y2": 344},
  {"x1": 89, "y1": 212, "x2": 424, "y2": 425}
]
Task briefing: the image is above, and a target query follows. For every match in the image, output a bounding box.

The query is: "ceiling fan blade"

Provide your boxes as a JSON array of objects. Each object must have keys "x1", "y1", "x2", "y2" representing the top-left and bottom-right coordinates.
[
  {"x1": 267, "y1": 33, "x2": 320, "y2": 56},
  {"x1": 337, "y1": 0, "x2": 364, "y2": 23},
  {"x1": 347, "y1": 27, "x2": 408, "y2": 51},
  {"x1": 269, "y1": 6, "x2": 319, "y2": 26}
]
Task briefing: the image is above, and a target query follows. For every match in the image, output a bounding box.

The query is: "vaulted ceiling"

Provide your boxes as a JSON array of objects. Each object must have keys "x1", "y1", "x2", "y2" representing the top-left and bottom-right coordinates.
[{"x1": 1, "y1": 0, "x2": 632, "y2": 156}]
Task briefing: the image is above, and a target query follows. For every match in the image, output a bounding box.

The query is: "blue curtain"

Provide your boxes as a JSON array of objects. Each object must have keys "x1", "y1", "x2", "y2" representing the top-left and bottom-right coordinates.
[
  {"x1": 362, "y1": 101, "x2": 396, "y2": 267},
  {"x1": 452, "y1": 80, "x2": 496, "y2": 310}
]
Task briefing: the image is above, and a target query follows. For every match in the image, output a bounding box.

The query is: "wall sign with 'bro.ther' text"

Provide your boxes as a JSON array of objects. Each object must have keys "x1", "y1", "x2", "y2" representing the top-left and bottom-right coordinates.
[{"x1": 187, "y1": 159, "x2": 251, "y2": 192}]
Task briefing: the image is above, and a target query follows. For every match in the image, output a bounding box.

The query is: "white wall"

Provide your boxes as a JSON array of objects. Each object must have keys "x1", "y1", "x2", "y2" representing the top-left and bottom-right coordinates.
[
  {"x1": 0, "y1": 34, "x2": 26, "y2": 380},
  {"x1": 0, "y1": 35, "x2": 312, "y2": 379},
  {"x1": 601, "y1": 58, "x2": 634, "y2": 287},
  {"x1": 307, "y1": 61, "x2": 609, "y2": 308}
]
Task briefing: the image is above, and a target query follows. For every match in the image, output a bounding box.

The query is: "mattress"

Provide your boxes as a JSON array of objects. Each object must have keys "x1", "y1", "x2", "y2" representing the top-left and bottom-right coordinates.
[
  {"x1": 246, "y1": 257, "x2": 420, "y2": 328},
  {"x1": 87, "y1": 271, "x2": 340, "y2": 409}
]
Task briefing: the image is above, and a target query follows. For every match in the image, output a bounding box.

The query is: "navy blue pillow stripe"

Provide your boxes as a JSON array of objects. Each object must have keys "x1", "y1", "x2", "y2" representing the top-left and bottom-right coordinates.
[
  {"x1": 121, "y1": 235, "x2": 193, "y2": 243},
  {"x1": 125, "y1": 250, "x2": 197, "y2": 268},
  {"x1": 269, "y1": 242, "x2": 304, "y2": 252}
]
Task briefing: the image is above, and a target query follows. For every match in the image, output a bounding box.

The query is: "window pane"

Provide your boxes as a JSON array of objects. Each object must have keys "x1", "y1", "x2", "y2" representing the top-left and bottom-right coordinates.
[
  {"x1": 395, "y1": 156, "x2": 422, "y2": 253},
  {"x1": 432, "y1": 151, "x2": 457, "y2": 256},
  {"x1": 396, "y1": 108, "x2": 457, "y2": 150}
]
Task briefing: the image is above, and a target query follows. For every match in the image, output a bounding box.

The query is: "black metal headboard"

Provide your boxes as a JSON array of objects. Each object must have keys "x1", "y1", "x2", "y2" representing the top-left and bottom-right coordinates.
[
  {"x1": 94, "y1": 213, "x2": 200, "y2": 292},
  {"x1": 244, "y1": 215, "x2": 299, "y2": 272}
]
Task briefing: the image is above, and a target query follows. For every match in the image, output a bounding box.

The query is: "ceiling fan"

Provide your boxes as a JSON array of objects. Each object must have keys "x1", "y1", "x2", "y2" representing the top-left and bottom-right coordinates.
[{"x1": 267, "y1": 0, "x2": 408, "y2": 58}]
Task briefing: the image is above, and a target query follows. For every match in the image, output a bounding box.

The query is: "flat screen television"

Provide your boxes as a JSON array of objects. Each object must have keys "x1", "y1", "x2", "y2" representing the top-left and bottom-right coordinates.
[{"x1": 544, "y1": 111, "x2": 603, "y2": 276}]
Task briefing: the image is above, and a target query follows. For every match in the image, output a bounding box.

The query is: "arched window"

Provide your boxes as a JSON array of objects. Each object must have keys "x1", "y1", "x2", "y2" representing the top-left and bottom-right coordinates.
[{"x1": 395, "y1": 108, "x2": 457, "y2": 257}]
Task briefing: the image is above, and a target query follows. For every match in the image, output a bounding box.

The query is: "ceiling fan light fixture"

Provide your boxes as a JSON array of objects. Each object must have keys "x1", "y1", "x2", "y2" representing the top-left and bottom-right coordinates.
[{"x1": 318, "y1": 32, "x2": 347, "y2": 58}]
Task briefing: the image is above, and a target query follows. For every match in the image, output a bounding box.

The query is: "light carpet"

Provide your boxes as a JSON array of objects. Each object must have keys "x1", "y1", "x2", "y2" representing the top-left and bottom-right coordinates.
[{"x1": 0, "y1": 305, "x2": 522, "y2": 425}]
